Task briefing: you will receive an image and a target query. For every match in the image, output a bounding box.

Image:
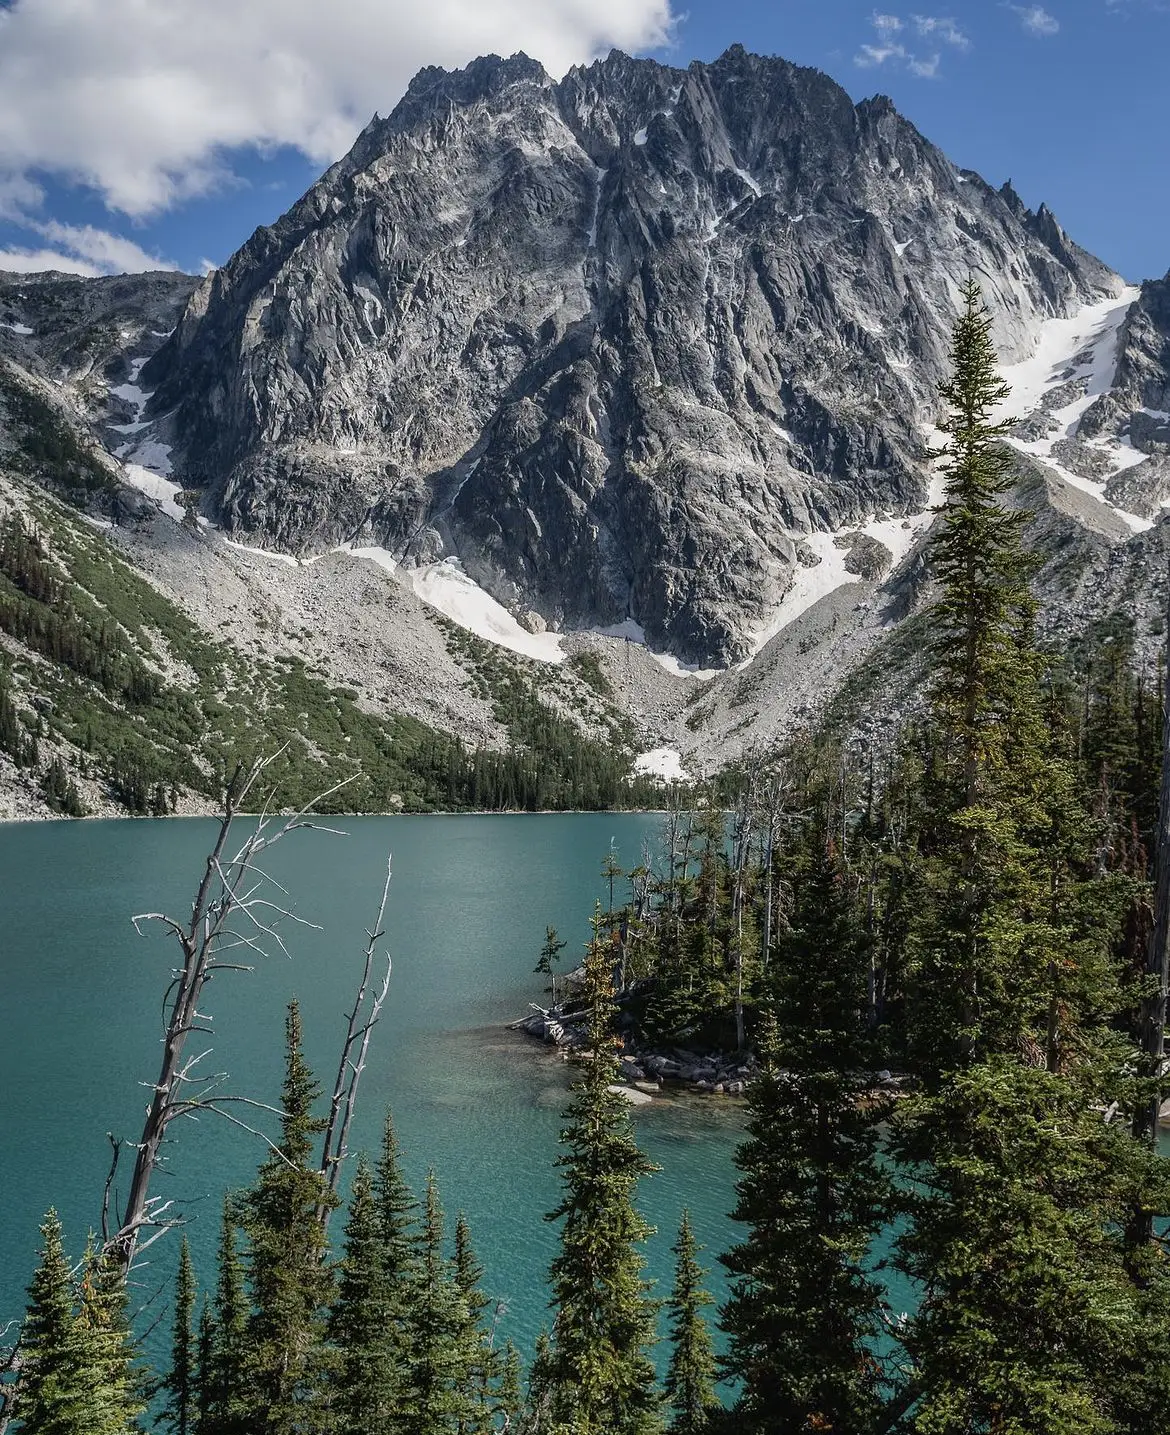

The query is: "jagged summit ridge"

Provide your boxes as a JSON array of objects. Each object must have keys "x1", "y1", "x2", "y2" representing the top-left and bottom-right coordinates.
[{"x1": 145, "y1": 45, "x2": 1120, "y2": 665}]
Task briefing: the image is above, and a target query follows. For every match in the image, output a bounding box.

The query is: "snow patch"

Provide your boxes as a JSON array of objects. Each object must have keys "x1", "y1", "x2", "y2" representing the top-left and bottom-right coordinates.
[
  {"x1": 633, "y1": 747, "x2": 687, "y2": 782},
  {"x1": 743, "y1": 482, "x2": 942, "y2": 662},
  {"x1": 1, "y1": 321, "x2": 33, "y2": 335},
  {"x1": 995, "y1": 287, "x2": 1153, "y2": 533},
  {"x1": 633, "y1": 127, "x2": 648, "y2": 146},
  {"x1": 894, "y1": 239, "x2": 912, "y2": 257},
  {"x1": 123, "y1": 464, "x2": 185, "y2": 522},
  {"x1": 222, "y1": 537, "x2": 304, "y2": 566},
  {"x1": 589, "y1": 620, "x2": 718, "y2": 681},
  {"x1": 409, "y1": 557, "x2": 566, "y2": 665}
]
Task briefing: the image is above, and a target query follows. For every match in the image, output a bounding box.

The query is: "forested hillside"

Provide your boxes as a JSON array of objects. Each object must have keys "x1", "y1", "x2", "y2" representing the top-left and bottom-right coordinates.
[{"x1": 0, "y1": 472, "x2": 660, "y2": 817}]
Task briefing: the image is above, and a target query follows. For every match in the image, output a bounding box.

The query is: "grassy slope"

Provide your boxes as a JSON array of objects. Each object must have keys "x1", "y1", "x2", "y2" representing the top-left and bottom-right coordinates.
[{"x1": 0, "y1": 365, "x2": 661, "y2": 816}]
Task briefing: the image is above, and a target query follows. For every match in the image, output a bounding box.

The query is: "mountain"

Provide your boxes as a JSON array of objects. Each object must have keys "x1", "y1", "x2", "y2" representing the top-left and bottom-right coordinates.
[
  {"x1": 2, "y1": 48, "x2": 1170, "y2": 818},
  {"x1": 142, "y1": 44, "x2": 1119, "y2": 666}
]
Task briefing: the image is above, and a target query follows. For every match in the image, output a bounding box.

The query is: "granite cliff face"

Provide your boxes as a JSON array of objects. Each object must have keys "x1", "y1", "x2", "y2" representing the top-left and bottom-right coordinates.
[{"x1": 144, "y1": 45, "x2": 1120, "y2": 665}]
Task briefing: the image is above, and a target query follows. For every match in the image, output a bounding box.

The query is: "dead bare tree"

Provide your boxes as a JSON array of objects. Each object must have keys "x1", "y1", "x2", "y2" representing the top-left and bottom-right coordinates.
[
  {"x1": 104, "y1": 754, "x2": 352, "y2": 1272},
  {"x1": 2, "y1": 756, "x2": 399, "y2": 1434},
  {"x1": 318, "y1": 856, "x2": 394, "y2": 1227}
]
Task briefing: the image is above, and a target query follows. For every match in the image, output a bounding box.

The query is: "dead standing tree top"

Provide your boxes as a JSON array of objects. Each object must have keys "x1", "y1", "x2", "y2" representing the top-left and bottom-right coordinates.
[{"x1": 102, "y1": 752, "x2": 391, "y2": 1272}]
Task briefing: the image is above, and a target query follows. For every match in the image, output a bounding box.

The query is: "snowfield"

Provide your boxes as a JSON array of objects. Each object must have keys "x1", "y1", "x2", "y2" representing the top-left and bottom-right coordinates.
[
  {"x1": 743, "y1": 478, "x2": 943, "y2": 662},
  {"x1": 633, "y1": 746, "x2": 687, "y2": 781},
  {"x1": 996, "y1": 287, "x2": 1152, "y2": 532}
]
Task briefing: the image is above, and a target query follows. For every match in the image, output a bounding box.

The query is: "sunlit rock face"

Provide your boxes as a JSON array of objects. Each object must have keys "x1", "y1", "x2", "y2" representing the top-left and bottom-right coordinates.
[{"x1": 145, "y1": 45, "x2": 1119, "y2": 665}]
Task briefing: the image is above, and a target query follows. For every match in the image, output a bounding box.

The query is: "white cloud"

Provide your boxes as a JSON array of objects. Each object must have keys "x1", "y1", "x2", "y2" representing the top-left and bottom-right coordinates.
[
  {"x1": 0, "y1": 0, "x2": 675, "y2": 218},
  {"x1": 856, "y1": 41, "x2": 910, "y2": 66},
  {"x1": 0, "y1": 221, "x2": 176, "y2": 276},
  {"x1": 911, "y1": 14, "x2": 970, "y2": 46},
  {"x1": 0, "y1": 247, "x2": 103, "y2": 277},
  {"x1": 31, "y1": 221, "x2": 177, "y2": 273},
  {"x1": 0, "y1": 174, "x2": 45, "y2": 222},
  {"x1": 855, "y1": 11, "x2": 966, "y2": 73},
  {"x1": 1011, "y1": 4, "x2": 1060, "y2": 34}
]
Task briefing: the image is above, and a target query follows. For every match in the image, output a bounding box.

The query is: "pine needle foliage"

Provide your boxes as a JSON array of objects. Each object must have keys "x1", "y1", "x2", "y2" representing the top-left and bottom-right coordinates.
[
  {"x1": 664, "y1": 1211, "x2": 720, "y2": 1435},
  {"x1": 241, "y1": 1000, "x2": 337, "y2": 1435},
  {"x1": 201, "y1": 1199, "x2": 249, "y2": 1435},
  {"x1": 20, "y1": 1210, "x2": 90, "y2": 1435},
  {"x1": 541, "y1": 904, "x2": 663, "y2": 1435},
  {"x1": 329, "y1": 1154, "x2": 400, "y2": 1435},
  {"x1": 74, "y1": 1236, "x2": 146, "y2": 1435},
  {"x1": 160, "y1": 1236, "x2": 196, "y2": 1435},
  {"x1": 405, "y1": 1171, "x2": 473, "y2": 1435},
  {"x1": 720, "y1": 831, "x2": 892, "y2": 1434}
]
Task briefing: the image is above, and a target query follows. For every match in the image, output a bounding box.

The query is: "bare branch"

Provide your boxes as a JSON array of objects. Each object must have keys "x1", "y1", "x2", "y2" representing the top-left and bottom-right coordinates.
[{"x1": 319, "y1": 854, "x2": 394, "y2": 1226}]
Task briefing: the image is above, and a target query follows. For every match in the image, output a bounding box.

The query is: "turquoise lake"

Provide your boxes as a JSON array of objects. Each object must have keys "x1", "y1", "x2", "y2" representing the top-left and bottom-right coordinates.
[{"x1": 0, "y1": 813, "x2": 748, "y2": 1369}]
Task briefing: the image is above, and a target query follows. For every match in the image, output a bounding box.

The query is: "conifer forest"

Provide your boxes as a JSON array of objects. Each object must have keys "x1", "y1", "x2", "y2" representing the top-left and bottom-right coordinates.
[{"x1": 5, "y1": 283, "x2": 1170, "y2": 1435}]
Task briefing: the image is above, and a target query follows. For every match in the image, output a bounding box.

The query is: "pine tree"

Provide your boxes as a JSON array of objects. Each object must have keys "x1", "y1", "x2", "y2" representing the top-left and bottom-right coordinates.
[
  {"x1": 404, "y1": 1170, "x2": 467, "y2": 1435},
  {"x1": 891, "y1": 279, "x2": 1156, "y2": 1432},
  {"x1": 720, "y1": 833, "x2": 891, "y2": 1434},
  {"x1": 241, "y1": 1000, "x2": 336, "y2": 1435},
  {"x1": 496, "y1": 1341, "x2": 523, "y2": 1433},
  {"x1": 372, "y1": 1108, "x2": 423, "y2": 1431},
  {"x1": 452, "y1": 1213, "x2": 496, "y2": 1435},
  {"x1": 329, "y1": 1154, "x2": 399, "y2": 1435},
  {"x1": 161, "y1": 1236, "x2": 196, "y2": 1435},
  {"x1": 542, "y1": 904, "x2": 662, "y2": 1435},
  {"x1": 195, "y1": 1299, "x2": 215, "y2": 1433},
  {"x1": 203, "y1": 1199, "x2": 248, "y2": 1435},
  {"x1": 19, "y1": 1210, "x2": 89, "y2": 1435},
  {"x1": 534, "y1": 926, "x2": 568, "y2": 1008},
  {"x1": 664, "y1": 1211, "x2": 720, "y2": 1435},
  {"x1": 75, "y1": 1237, "x2": 146, "y2": 1435}
]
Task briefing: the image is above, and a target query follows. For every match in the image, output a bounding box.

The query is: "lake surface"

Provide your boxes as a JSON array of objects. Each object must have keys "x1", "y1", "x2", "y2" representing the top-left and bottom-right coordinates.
[{"x1": 0, "y1": 813, "x2": 745, "y2": 1369}]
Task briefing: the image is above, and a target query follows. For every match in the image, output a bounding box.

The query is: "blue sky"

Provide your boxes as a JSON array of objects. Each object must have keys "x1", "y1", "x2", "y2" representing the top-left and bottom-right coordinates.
[{"x1": 0, "y1": 0, "x2": 1165, "y2": 282}]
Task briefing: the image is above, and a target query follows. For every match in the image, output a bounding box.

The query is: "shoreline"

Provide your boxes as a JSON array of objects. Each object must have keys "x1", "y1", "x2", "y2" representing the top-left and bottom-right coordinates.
[{"x1": 0, "y1": 805, "x2": 677, "y2": 828}]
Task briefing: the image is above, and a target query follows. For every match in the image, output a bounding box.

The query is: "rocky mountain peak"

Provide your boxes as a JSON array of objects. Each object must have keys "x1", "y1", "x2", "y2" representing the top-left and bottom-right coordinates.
[{"x1": 141, "y1": 45, "x2": 1123, "y2": 666}]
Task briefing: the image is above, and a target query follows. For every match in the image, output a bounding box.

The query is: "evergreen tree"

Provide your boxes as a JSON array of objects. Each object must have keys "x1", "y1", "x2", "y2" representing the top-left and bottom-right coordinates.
[
  {"x1": 496, "y1": 1341, "x2": 523, "y2": 1433},
  {"x1": 241, "y1": 1001, "x2": 336, "y2": 1435},
  {"x1": 194, "y1": 1300, "x2": 214, "y2": 1434},
  {"x1": 720, "y1": 834, "x2": 891, "y2": 1434},
  {"x1": 329, "y1": 1154, "x2": 399, "y2": 1435},
  {"x1": 452, "y1": 1213, "x2": 496, "y2": 1435},
  {"x1": 891, "y1": 278, "x2": 1156, "y2": 1432},
  {"x1": 405, "y1": 1170, "x2": 467, "y2": 1435},
  {"x1": 542, "y1": 905, "x2": 662, "y2": 1435},
  {"x1": 372, "y1": 1108, "x2": 423, "y2": 1431},
  {"x1": 664, "y1": 1212, "x2": 720, "y2": 1435},
  {"x1": 203, "y1": 1200, "x2": 248, "y2": 1435},
  {"x1": 75, "y1": 1237, "x2": 146, "y2": 1435},
  {"x1": 534, "y1": 926, "x2": 568, "y2": 1008},
  {"x1": 161, "y1": 1236, "x2": 196, "y2": 1435},
  {"x1": 19, "y1": 1210, "x2": 89, "y2": 1435}
]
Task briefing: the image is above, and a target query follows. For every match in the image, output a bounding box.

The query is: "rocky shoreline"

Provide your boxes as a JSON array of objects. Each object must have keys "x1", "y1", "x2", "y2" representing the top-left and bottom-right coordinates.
[
  {"x1": 510, "y1": 1001, "x2": 910, "y2": 1104},
  {"x1": 510, "y1": 1004, "x2": 757, "y2": 1097}
]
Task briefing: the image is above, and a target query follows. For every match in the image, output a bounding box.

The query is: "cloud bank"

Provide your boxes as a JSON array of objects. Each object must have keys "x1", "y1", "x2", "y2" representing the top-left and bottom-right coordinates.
[{"x1": 0, "y1": 0, "x2": 675, "y2": 220}]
